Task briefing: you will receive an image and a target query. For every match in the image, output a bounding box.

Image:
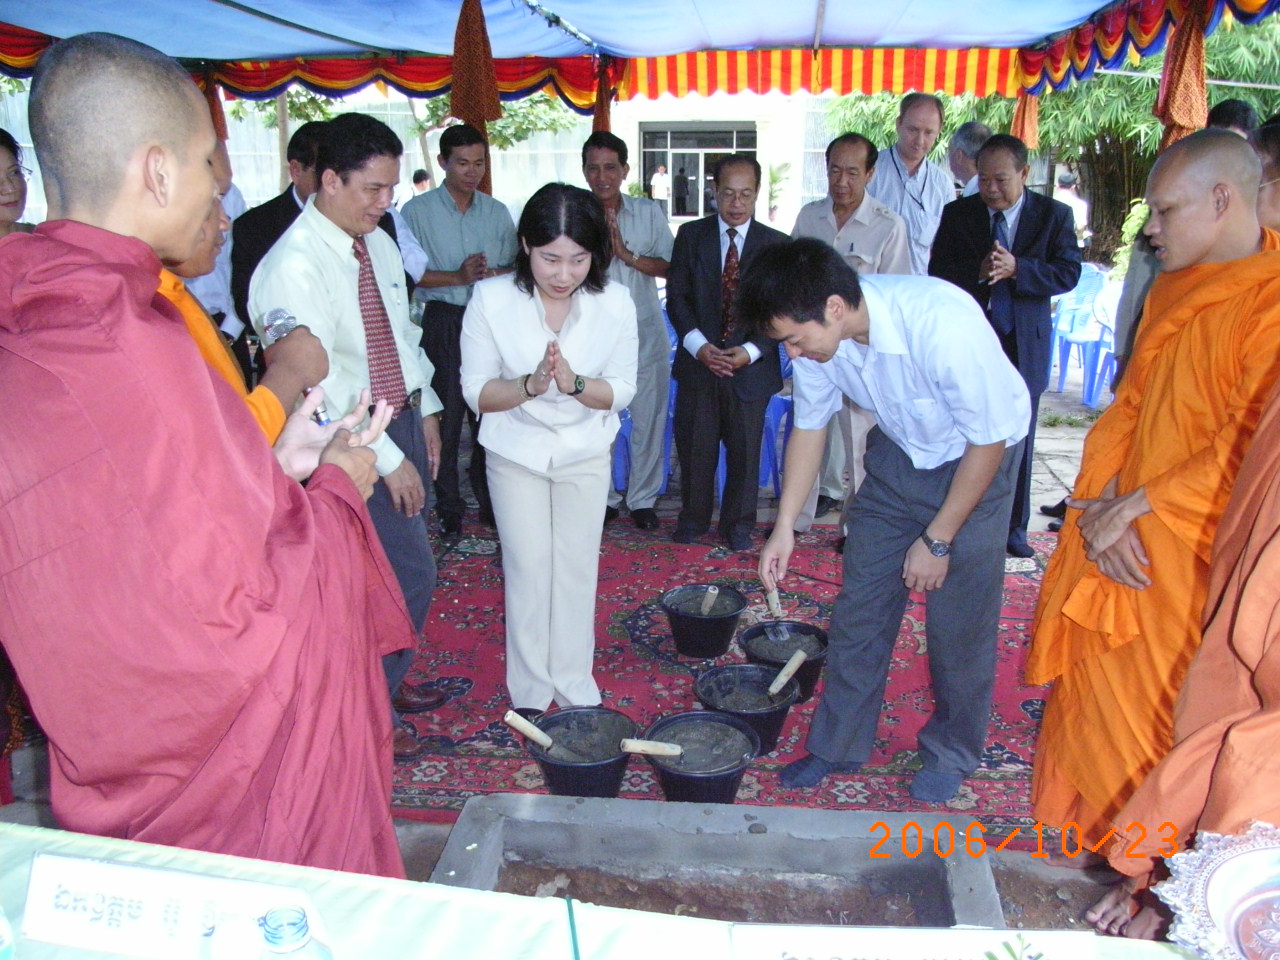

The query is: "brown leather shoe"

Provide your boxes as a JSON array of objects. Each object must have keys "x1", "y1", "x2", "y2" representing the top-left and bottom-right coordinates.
[
  {"x1": 393, "y1": 723, "x2": 428, "y2": 764},
  {"x1": 392, "y1": 682, "x2": 447, "y2": 714}
]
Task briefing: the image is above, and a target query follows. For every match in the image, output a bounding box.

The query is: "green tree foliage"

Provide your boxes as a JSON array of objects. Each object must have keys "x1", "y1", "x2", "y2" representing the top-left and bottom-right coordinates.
[
  {"x1": 410, "y1": 91, "x2": 580, "y2": 149},
  {"x1": 226, "y1": 88, "x2": 336, "y2": 127},
  {"x1": 828, "y1": 14, "x2": 1280, "y2": 262}
]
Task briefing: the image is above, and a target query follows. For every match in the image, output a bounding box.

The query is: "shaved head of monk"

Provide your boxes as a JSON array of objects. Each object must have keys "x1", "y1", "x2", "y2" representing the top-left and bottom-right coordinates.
[
  {"x1": 1144, "y1": 128, "x2": 1263, "y2": 273},
  {"x1": 29, "y1": 32, "x2": 218, "y2": 263}
]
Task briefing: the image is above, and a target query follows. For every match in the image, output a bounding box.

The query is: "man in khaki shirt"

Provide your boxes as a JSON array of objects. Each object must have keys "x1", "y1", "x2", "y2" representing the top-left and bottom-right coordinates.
[{"x1": 791, "y1": 134, "x2": 913, "y2": 531}]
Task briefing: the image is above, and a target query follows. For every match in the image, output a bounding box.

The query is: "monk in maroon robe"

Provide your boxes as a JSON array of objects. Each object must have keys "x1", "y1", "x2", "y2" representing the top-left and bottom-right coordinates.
[{"x1": 0, "y1": 33, "x2": 413, "y2": 877}]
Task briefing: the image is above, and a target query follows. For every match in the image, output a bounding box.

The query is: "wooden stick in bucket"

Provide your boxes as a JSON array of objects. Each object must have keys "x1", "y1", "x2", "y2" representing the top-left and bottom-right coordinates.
[
  {"x1": 767, "y1": 649, "x2": 809, "y2": 696},
  {"x1": 699, "y1": 585, "x2": 719, "y2": 615},
  {"x1": 764, "y1": 587, "x2": 784, "y2": 619},
  {"x1": 620, "y1": 738, "x2": 684, "y2": 757},
  {"x1": 503, "y1": 710, "x2": 554, "y2": 749}
]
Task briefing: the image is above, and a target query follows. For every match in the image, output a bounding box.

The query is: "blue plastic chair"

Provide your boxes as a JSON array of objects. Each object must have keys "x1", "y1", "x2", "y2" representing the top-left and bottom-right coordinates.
[
  {"x1": 715, "y1": 393, "x2": 794, "y2": 500},
  {"x1": 1082, "y1": 283, "x2": 1122, "y2": 408},
  {"x1": 1052, "y1": 263, "x2": 1107, "y2": 393},
  {"x1": 611, "y1": 407, "x2": 632, "y2": 493}
]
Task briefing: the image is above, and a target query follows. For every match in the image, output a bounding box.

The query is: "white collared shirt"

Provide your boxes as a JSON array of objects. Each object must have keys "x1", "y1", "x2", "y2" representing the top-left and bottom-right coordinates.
[
  {"x1": 249, "y1": 198, "x2": 442, "y2": 476},
  {"x1": 864, "y1": 145, "x2": 953, "y2": 276},
  {"x1": 791, "y1": 193, "x2": 913, "y2": 276},
  {"x1": 987, "y1": 191, "x2": 1027, "y2": 248},
  {"x1": 792, "y1": 275, "x2": 1029, "y2": 470},
  {"x1": 606, "y1": 194, "x2": 674, "y2": 358},
  {"x1": 460, "y1": 276, "x2": 637, "y2": 472}
]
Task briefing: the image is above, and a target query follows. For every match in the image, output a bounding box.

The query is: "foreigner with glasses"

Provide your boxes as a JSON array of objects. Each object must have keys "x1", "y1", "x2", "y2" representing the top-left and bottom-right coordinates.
[
  {"x1": 0, "y1": 129, "x2": 33, "y2": 237},
  {"x1": 461, "y1": 183, "x2": 637, "y2": 716}
]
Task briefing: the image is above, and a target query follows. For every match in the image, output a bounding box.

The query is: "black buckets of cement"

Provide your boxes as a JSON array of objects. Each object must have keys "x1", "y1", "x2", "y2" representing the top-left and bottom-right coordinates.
[
  {"x1": 659, "y1": 584, "x2": 748, "y2": 659},
  {"x1": 694, "y1": 663, "x2": 799, "y2": 753},
  {"x1": 642, "y1": 711, "x2": 760, "y2": 804},
  {"x1": 739, "y1": 621, "x2": 829, "y2": 703},
  {"x1": 523, "y1": 706, "x2": 637, "y2": 798}
]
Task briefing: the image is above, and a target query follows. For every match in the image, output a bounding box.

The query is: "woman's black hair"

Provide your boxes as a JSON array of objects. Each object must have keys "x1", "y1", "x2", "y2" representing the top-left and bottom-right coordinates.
[
  {"x1": 0, "y1": 129, "x2": 22, "y2": 165},
  {"x1": 514, "y1": 182, "x2": 611, "y2": 296}
]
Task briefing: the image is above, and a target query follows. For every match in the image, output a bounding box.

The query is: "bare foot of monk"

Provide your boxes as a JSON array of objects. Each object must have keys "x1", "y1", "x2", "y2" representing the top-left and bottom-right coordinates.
[
  {"x1": 1085, "y1": 876, "x2": 1141, "y2": 936},
  {"x1": 1124, "y1": 890, "x2": 1172, "y2": 940}
]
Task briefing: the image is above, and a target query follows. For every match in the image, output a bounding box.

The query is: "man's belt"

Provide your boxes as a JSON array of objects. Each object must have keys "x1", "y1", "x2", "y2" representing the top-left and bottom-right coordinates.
[{"x1": 370, "y1": 387, "x2": 422, "y2": 419}]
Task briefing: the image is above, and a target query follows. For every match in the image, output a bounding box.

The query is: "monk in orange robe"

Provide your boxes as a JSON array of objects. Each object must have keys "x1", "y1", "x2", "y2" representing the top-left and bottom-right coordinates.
[
  {"x1": 1027, "y1": 131, "x2": 1280, "y2": 858},
  {"x1": 159, "y1": 196, "x2": 329, "y2": 444},
  {"x1": 0, "y1": 33, "x2": 411, "y2": 876}
]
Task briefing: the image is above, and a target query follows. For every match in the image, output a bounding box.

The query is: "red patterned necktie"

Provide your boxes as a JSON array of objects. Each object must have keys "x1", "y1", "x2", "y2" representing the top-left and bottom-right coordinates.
[
  {"x1": 353, "y1": 235, "x2": 408, "y2": 412},
  {"x1": 721, "y1": 227, "x2": 740, "y2": 341}
]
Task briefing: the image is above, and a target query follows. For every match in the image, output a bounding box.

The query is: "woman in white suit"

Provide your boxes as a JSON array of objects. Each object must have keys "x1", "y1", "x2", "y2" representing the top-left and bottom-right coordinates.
[{"x1": 461, "y1": 183, "x2": 638, "y2": 715}]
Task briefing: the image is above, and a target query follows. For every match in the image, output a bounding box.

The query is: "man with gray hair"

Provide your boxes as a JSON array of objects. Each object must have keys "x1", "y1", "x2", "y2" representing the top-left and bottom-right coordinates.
[{"x1": 948, "y1": 120, "x2": 992, "y2": 197}]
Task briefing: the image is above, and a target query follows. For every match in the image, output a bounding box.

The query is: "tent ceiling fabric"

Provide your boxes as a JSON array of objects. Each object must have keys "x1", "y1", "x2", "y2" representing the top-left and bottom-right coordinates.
[{"x1": 0, "y1": 0, "x2": 1124, "y2": 61}]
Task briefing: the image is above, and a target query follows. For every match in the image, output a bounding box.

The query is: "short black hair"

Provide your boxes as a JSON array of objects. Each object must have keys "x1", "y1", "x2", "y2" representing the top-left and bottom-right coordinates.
[
  {"x1": 582, "y1": 130, "x2": 628, "y2": 167},
  {"x1": 412, "y1": 168, "x2": 429, "y2": 184},
  {"x1": 0, "y1": 128, "x2": 20, "y2": 165},
  {"x1": 977, "y1": 133, "x2": 1029, "y2": 170},
  {"x1": 286, "y1": 120, "x2": 327, "y2": 167},
  {"x1": 825, "y1": 132, "x2": 878, "y2": 169},
  {"x1": 1251, "y1": 124, "x2": 1280, "y2": 171},
  {"x1": 735, "y1": 237, "x2": 862, "y2": 341},
  {"x1": 1208, "y1": 98, "x2": 1259, "y2": 133},
  {"x1": 714, "y1": 153, "x2": 761, "y2": 188},
  {"x1": 439, "y1": 122, "x2": 486, "y2": 161},
  {"x1": 316, "y1": 113, "x2": 401, "y2": 181},
  {"x1": 514, "y1": 183, "x2": 611, "y2": 296}
]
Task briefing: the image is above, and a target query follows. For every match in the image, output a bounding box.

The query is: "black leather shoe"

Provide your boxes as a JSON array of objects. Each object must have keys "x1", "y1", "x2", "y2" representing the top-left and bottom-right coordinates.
[
  {"x1": 1006, "y1": 532, "x2": 1035, "y2": 559},
  {"x1": 440, "y1": 515, "x2": 462, "y2": 538},
  {"x1": 478, "y1": 506, "x2": 496, "y2": 528},
  {"x1": 392, "y1": 682, "x2": 447, "y2": 714},
  {"x1": 393, "y1": 722, "x2": 429, "y2": 763},
  {"x1": 814, "y1": 495, "x2": 841, "y2": 518},
  {"x1": 725, "y1": 528, "x2": 753, "y2": 552},
  {"x1": 672, "y1": 525, "x2": 703, "y2": 544},
  {"x1": 1039, "y1": 498, "x2": 1068, "y2": 519},
  {"x1": 631, "y1": 507, "x2": 659, "y2": 530},
  {"x1": 1048, "y1": 520, "x2": 1062, "y2": 533},
  {"x1": 604, "y1": 506, "x2": 620, "y2": 524}
]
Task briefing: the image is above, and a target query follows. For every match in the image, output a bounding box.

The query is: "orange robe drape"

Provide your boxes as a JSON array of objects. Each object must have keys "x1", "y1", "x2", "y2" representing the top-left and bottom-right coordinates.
[
  {"x1": 157, "y1": 268, "x2": 286, "y2": 443},
  {"x1": 1108, "y1": 379, "x2": 1280, "y2": 873},
  {"x1": 1027, "y1": 230, "x2": 1280, "y2": 844}
]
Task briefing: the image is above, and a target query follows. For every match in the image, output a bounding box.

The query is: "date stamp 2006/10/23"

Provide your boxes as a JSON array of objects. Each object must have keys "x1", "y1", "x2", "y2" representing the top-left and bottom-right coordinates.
[{"x1": 867, "y1": 820, "x2": 1180, "y2": 860}]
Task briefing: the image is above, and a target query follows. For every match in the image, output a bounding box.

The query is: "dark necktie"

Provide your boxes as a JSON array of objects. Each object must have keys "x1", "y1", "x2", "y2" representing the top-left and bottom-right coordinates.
[
  {"x1": 988, "y1": 211, "x2": 1013, "y2": 336},
  {"x1": 721, "y1": 227, "x2": 740, "y2": 341},
  {"x1": 353, "y1": 236, "x2": 409, "y2": 412}
]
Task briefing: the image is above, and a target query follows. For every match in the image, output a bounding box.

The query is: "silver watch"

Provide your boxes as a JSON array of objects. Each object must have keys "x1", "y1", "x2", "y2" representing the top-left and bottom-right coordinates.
[{"x1": 920, "y1": 530, "x2": 951, "y2": 557}]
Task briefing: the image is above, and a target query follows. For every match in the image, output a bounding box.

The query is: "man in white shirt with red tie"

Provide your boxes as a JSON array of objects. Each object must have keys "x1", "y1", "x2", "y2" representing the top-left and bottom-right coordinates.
[{"x1": 251, "y1": 113, "x2": 445, "y2": 763}]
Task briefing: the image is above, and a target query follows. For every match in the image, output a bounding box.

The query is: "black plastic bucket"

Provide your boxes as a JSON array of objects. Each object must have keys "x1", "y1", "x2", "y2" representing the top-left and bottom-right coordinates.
[
  {"x1": 524, "y1": 706, "x2": 637, "y2": 798},
  {"x1": 694, "y1": 663, "x2": 798, "y2": 754},
  {"x1": 643, "y1": 711, "x2": 759, "y2": 804},
  {"x1": 659, "y1": 584, "x2": 748, "y2": 659},
  {"x1": 739, "y1": 621, "x2": 829, "y2": 703}
]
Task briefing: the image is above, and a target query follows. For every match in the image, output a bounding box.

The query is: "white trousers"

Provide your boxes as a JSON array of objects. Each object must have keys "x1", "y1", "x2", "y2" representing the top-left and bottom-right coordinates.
[{"x1": 488, "y1": 448, "x2": 611, "y2": 710}]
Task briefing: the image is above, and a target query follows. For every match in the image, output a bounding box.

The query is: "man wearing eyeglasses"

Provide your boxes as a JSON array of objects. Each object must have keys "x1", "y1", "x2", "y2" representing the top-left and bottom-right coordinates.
[{"x1": 667, "y1": 153, "x2": 789, "y2": 552}]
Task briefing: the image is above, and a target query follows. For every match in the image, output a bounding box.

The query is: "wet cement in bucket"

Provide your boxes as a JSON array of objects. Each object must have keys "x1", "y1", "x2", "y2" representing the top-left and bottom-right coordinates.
[
  {"x1": 535, "y1": 710, "x2": 632, "y2": 764},
  {"x1": 664, "y1": 585, "x2": 744, "y2": 618},
  {"x1": 655, "y1": 719, "x2": 755, "y2": 774},
  {"x1": 747, "y1": 622, "x2": 826, "y2": 661},
  {"x1": 700, "y1": 670, "x2": 789, "y2": 712}
]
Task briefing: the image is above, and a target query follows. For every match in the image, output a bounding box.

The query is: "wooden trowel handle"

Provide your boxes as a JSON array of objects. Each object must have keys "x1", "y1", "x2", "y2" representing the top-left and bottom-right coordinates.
[
  {"x1": 620, "y1": 738, "x2": 684, "y2": 757},
  {"x1": 503, "y1": 710, "x2": 554, "y2": 748},
  {"x1": 767, "y1": 649, "x2": 809, "y2": 696}
]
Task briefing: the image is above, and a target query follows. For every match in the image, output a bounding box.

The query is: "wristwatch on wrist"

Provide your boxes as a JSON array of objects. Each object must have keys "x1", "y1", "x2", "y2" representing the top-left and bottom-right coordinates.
[
  {"x1": 920, "y1": 530, "x2": 951, "y2": 557},
  {"x1": 568, "y1": 376, "x2": 586, "y2": 396}
]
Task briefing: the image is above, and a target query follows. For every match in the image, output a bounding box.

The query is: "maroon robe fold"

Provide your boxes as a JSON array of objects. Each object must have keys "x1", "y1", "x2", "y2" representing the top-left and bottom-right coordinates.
[{"x1": 0, "y1": 221, "x2": 414, "y2": 877}]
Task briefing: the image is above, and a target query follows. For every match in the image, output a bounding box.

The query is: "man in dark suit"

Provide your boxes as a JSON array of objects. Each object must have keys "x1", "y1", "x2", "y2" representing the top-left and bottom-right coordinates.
[
  {"x1": 668, "y1": 154, "x2": 790, "y2": 552},
  {"x1": 929, "y1": 134, "x2": 1081, "y2": 557},
  {"x1": 230, "y1": 121, "x2": 328, "y2": 377}
]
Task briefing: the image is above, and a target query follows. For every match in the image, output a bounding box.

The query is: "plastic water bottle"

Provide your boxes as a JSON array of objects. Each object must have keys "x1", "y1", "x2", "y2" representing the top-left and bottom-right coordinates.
[
  {"x1": 0, "y1": 903, "x2": 14, "y2": 960},
  {"x1": 257, "y1": 905, "x2": 333, "y2": 958}
]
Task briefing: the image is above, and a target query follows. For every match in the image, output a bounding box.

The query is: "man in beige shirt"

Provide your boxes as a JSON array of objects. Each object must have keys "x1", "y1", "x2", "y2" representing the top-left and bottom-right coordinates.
[{"x1": 791, "y1": 133, "x2": 913, "y2": 531}]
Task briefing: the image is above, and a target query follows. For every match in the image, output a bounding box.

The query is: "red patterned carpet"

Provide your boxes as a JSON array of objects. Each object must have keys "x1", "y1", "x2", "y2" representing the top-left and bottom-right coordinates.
[{"x1": 394, "y1": 524, "x2": 1054, "y2": 834}]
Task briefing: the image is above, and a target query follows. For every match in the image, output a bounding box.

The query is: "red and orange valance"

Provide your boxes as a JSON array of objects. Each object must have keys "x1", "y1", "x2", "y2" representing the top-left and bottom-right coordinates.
[{"x1": 620, "y1": 48, "x2": 1021, "y2": 100}]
